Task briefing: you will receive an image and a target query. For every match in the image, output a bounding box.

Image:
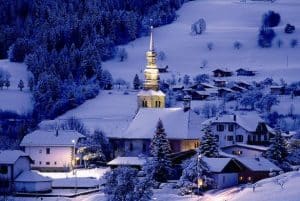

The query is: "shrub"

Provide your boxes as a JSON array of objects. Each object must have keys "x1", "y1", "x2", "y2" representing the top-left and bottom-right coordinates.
[{"x1": 263, "y1": 11, "x2": 281, "y2": 27}]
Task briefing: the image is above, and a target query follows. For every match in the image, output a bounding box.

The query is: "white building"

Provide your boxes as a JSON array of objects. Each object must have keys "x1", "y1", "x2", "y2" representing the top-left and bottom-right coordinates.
[
  {"x1": 202, "y1": 157, "x2": 242, "y2": 189},
  {"x1": 202, "y1": 113, "x2": 274, "y2": 148},
  {"x1": 20, "y1": 130, "x2": 85, "y2": 171},
  {"x1": 0, "y1": 150, "x2": 32, "y2": 193}
]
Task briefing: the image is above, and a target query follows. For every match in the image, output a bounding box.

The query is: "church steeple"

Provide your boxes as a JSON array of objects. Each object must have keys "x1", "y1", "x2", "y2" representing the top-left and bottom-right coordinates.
[
  {"x1": 137, "y1": 25, "x2": 165, "y2": 109},
  {"x1": 143, "y1": 26, "x2": 159, "y2": 91}
]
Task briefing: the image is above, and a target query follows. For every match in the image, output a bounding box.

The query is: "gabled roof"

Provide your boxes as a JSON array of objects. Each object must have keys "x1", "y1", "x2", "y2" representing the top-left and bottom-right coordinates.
[
  {"x1": 235, "y1": 157, "x2": 281, "y2": 172},
  {"x1": 202, "y1": 113, "x2": 268, "y2": 132},
  {"x1": 137, "y1": 90, "x2": 165, "y2": 97},
  {"x1": 15, "y1": 171, "x2": 52, "y2": 182},
  {"x1": 121, "y1": 108, "x2": 203, "y2": 140},
  {"x1": 202, "y1": 157, "x2": 232, "y2": 172},
  {"x1": 20, "y1": 130, "x2": 85, "y2": 147},
  {"x1": 0, "y1": 150, "x2": 31, "y2": 165},
  {"x1": 107, "y1": 157, "x2": 149, "y2": 166},
  {"x1": 213, "y1": 68, "x2": 232, "y2": 73}
]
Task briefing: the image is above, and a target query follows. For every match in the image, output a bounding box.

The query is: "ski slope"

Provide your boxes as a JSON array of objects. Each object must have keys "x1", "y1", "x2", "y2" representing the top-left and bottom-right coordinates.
[{"x1": 103, "y1": 0, "x2": 300, "y2": 84}]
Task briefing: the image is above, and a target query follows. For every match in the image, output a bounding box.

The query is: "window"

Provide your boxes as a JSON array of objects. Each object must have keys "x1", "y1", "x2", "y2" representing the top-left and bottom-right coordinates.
[
  {"x1": 142, "y1": 143, "x2": 147, "y2": 152},
  {"x1": 228, "y1": 124, "x2": 234, "y2": 132},
  {"x1": 54, "y1": 161, "x2": 57, "y2": 165},
  {"x1": 215, "y1": 135, "x2": 219, "y2": 142},
  {"x1": 247, "y1": 135, "x2": 251, "y2": 142},
  {"x1": 217, "y1": 124, "x2": 224, "y2": 132},
  {"x1": 232, "y1": 150, "x2": 243, "y2": 155},
  {"x1": 155, "y1": 101, "x2": 161, "y2": 108},
  {"x1": 0, "y1": 165, "x2": 8, "y2": 174},
  {"x1": 227, "y1": 136, "x2": 233, "y2": 141},
  {"x1": 46, "y1": 148, "x2": 50, "y2": 154},
  {"x1": 46, "y1": 162, "x2": 50, "y2": 165},
  {"x1": 39, "y1": 149, "x2": 42, "y2": 154},
  {"x1": 32, "y1": 160, "x2": 35, "y2": 165},
  {"x1": 142, "y1": 100, "x2": 147, "y2": 107},
  {"x1": 39, "y1": 161, "x2": 42, "y2": 165},
  {"x1": 236, "y1": 135, "x2": 244, "y2": 142},
  {"x1": 129, "y1": 143, "x2": 133, "y2": 151}
]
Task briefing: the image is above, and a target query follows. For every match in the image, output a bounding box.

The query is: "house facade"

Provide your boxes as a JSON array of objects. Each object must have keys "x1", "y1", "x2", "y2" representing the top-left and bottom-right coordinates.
[
  {"x1": 20, "y1": 130, "x2": 85, "y2": 171},
  {"x1": 202, "y1": 114, "x2": 274, "y2": 148}
]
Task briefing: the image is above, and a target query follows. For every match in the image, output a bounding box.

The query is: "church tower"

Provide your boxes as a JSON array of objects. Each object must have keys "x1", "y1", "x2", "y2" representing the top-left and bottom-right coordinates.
[{"x1": 137, "y1": 26, "x2": 165, "y2": 108}]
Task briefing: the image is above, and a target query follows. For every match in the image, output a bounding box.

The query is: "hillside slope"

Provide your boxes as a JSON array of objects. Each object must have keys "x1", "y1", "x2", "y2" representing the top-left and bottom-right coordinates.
[{"x1": 103, "y1": 0, "x2": 300, "y2": 84}]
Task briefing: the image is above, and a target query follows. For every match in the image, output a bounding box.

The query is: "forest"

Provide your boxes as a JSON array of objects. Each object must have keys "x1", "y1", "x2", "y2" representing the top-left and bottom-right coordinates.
[{"x1": 0, "y1": 0, "x2": 184, "y2": 119}]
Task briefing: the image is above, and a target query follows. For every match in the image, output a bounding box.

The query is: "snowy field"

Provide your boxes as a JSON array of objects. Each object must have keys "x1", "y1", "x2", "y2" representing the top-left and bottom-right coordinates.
[
  {"x1": 103, "y1": 0, "x2": 300, "y2": 84},
  {"x1": 0, "y1": 59, "x2": 33, "y2": 114}
]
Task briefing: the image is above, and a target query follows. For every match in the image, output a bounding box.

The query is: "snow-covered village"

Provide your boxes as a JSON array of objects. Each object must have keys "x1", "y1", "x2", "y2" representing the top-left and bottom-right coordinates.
[{"x1": 0, "y1": 0, "x2": 300, "y2": 200}]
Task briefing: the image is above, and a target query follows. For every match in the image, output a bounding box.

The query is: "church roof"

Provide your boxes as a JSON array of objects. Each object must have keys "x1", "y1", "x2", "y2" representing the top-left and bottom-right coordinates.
[
  {"x1": 137, "y1": 90, "x2": 165, "y2": 96},
  {"x1": 120, "y1": 108, "x2": 203, "y2": 140}
]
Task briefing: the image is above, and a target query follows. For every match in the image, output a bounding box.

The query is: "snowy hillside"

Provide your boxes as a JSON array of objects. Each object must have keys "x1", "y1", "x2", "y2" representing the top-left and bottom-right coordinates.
[
  {"x1": 0, "y1": 59, "x2": 33, "y2": 114},
  {"x1": 103, "y1": 0, "x2": 300, "y2": 84},
  {"x1": 228, "y1": 171, "x2": 300, "y2": 201}
]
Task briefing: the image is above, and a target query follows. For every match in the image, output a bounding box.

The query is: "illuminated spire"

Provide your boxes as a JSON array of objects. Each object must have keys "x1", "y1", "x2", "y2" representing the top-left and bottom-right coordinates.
[{"x1": 149, "y1": 26, "x2": 154, "y2": 52}]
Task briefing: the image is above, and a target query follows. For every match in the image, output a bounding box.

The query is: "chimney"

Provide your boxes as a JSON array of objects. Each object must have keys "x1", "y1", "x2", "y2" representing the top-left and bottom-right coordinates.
[{"x1": 183, "y1": 95, "x2": 192, "y2": 112}]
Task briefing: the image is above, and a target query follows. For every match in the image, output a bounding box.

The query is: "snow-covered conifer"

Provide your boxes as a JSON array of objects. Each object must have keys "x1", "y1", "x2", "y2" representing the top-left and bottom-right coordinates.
[{"x1": 199, "y1": 126, "x2": 219, "y2": 158}]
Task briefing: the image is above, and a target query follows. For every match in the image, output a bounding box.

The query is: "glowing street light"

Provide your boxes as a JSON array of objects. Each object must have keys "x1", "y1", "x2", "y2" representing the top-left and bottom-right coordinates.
[{"x1": 72, "y1": 139, "x2": 76, "y2": 175}]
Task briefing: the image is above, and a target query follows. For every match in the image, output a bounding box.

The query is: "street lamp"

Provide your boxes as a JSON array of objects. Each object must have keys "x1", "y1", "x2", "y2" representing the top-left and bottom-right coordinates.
[
  {"x1": 197, "y1": 153, "x2": 202, "y2": 199},
  {"x1": 72, "y1": 139, "x2": 76, "y2": 175}
]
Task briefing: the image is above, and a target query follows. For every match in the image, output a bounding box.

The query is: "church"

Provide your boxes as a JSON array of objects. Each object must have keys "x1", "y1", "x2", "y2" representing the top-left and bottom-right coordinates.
[{"x1": 110, "y1": 26, "x2": 202, "y2": 157}]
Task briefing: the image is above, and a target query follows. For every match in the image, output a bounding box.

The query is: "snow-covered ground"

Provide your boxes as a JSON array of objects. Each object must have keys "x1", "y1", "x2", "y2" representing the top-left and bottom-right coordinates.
[
  {"x1": 0, "y1": 59, "x2": 33, "y2": 114},
  {"x1": 103, "y1": 0, "x2": 300, "y2": 84}
]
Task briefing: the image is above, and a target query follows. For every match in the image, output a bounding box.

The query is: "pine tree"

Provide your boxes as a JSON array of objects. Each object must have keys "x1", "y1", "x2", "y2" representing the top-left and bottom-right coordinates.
[
  {"x1": 28, "y1": 76, "x2": 34, "y2": 91},
  {"x1": 18, "y1": 79, "x2": 24, "y2": 91},
  {"x1": 147, "y1": 119, "x2": 172, "y2": 183},
  {"x1": 133, "y1": 74, "x2": 141, "y2": 90},
  {"x1": 199, "y1": 126, "x2": 219, "y2": 158},
  {"x1": 265, "y1": 130, "x2": 288, "y2": 163}
]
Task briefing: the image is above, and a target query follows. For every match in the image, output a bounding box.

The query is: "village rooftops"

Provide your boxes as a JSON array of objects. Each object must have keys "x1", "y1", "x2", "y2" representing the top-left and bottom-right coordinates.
[
  {"x1": 107, "y1": 156, "x2": 149, "y2": 166},
  {"x1": 0, "y1": 150, "x2": 31, "y2": 164},
  {"x1": 20, "y1": 129, "x2": 85, "y2": 147},
  {"x1": 202, "y1": 113, "x2": 273, "y2": 133},
  {"x1": 202, "y1": 157, "x2": 233, "y2": 173},
  {"x1": 235, "y1": 157, "x2": 281, "y2": 172},
  {"x1": 121, "y1": 108, "x2": 203, "y2": 140},
  {"x1": 15, "y1": 171, "x2": 52, "y2": 182},
  {"x1": 137, "y1": 89, "x2": 165, "y2": 96}
]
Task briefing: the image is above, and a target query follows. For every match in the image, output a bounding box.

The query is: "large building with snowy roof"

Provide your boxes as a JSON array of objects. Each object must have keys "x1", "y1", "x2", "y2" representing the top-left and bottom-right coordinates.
[
  {"x1": 20, "y1": 129, "x2": 85, "y2": 171},
  {"x1": 110, "y1": 27, "x2": 202, "y2": 157}
]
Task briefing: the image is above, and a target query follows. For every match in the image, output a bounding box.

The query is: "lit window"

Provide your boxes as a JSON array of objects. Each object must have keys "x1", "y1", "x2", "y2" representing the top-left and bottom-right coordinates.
[
  {"x1": 248, "y1": 177, "x2": 252, "y2": 181},
  {"x1": 239, "y1": 176, "x2": 243, "y2": 181}
]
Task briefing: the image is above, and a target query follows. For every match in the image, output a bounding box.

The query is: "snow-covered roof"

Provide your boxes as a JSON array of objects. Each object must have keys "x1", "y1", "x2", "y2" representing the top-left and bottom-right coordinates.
[
  {"x1": 107, "y1": 157, "x2": 149, "y2": 166},
  {"x1": 0, "y1": 150, "x2": 30, "y2": 165},
  {"x1": 270, "y1": 85, "x2": 284, "y2": 89},
  {"x1": 137, "y1": 90, "x2": 165, "y2": 97},
  {"x1": 121, "y1": 108, "x2": 202, "y2": 140},
  {"x1": 202, "y1": 157, "x2": 232, "y2": 172},
  {"x1": 200, "y1": 83, "x2": 216, "y2": 88},
  {"x1": 202, "y1": 113, "x2": 267, "y2": 132},
  {"x1": 195, "y1": 91, "x2": 210, "y2": 96},
  {"x1": 20, "y1": 130, "x2": 85, "y2": 147},
  {"x1": 235, "y1": 157, "x2": 281, "y2": 172},
  {"x1": 15, "y1": 171, "x2": 52, "y2": 182},
  {"x1": 222, "y1": 143, "x2": 269, "y2": 152}
]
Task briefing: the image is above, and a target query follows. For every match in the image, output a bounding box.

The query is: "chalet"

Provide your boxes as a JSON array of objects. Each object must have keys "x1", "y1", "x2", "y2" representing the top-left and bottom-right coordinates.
[
  {"x1": 110, "y1": 106, "x2": 202, "y2": 157},
  {"x1": 203, "y1": 157, "x2": 242, "y2": 189},
  {"x1": 107, "y1": 156, "x2": 148, "y2": 170},
  {"x1": 213, "y1": 79, "x2": 227, "y2": 87},
  {"x1": 234, "y1": 157, "x2": 281, "y2": 183},
  {"x1": 270, "y1": 85, "x2": 285, "y2": 95},
  {"x1": 158, "y1": 65, "x2": 169, "y2": 73},
  {"x1": 185, "y1": 90, "x2": 210, "y2": 100},
  {"x1": 0, "y1": 150, "x2": 32, "y2": 193},
  {"x1": 20, "y1": 130, "x2": 85, "y2": 171},
  {"x1": 235, "y1": 81, "x2": 252, "y2": 89},
  {"x1": 213, "y1": 69, "x2": 233, "y2": 77},
  {"x1": 218, "y1": 88, "x2": 234, "y2": 97},
  {"x1": 221, "y1": 143, "x2": 269, "y2": 157},
  {"x1": 202, "y1": 113, "x2": 275, "y2": 147},
  {"x1": 231, "y1": 85, "x2": 247, "y2": 93},
  {"x1": 236, "y1": 68, "x2": 256, "y2": 76}
]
